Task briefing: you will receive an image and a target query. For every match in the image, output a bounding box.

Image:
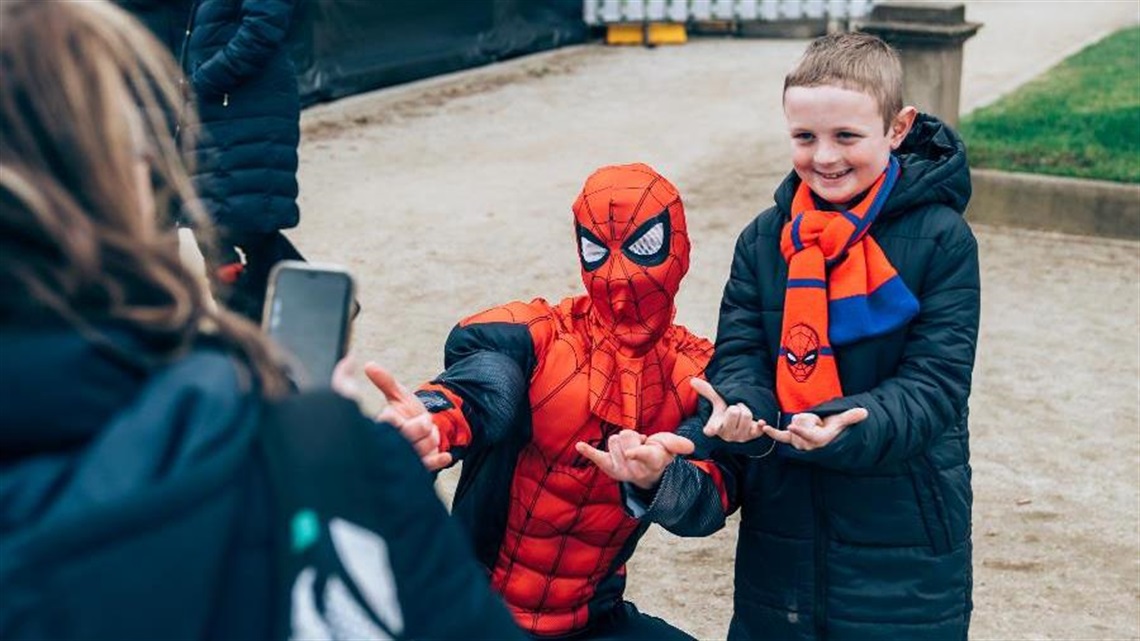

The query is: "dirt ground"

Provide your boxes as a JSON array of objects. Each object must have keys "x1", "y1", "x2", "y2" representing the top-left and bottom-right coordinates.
[{"x1": 291, "y1": 3, "x2": 1139, "y2": 638}]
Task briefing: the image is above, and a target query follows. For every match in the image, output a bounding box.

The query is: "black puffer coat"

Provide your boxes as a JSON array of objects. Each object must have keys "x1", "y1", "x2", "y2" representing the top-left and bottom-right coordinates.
[
  {"x1": 706, "y1": 114, "x2": 979, "y2": 640},
  {"x1": 182, "y1": 0, "x2": 299, "y2": 236}
]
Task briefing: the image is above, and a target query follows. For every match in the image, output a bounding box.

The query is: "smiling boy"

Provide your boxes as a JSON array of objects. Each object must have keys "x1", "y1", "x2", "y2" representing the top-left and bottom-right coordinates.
[{"x1": 677, "y1": 32, "x2": 981, "y2": 639}]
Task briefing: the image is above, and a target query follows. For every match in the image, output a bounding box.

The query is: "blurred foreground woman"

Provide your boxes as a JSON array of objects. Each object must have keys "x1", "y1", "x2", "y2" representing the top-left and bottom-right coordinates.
[{"x1": 0, "y1": 2, "x2": 522, "y2": 639}]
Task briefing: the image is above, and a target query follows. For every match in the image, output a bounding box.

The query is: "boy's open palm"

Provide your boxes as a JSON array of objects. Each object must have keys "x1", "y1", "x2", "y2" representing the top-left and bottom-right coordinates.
[
  {"x1": 364, "y1": 362, "x2": 453, "y2": 471},
  {"x1": 690, "y1": 378, "x2": 766, "y2": 443},
  {"x1": 575, "y1": 430, "x2": 694, "y2": 490}
]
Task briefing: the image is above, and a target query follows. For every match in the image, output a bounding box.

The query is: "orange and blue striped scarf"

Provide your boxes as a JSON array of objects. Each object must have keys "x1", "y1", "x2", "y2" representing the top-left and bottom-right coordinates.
[{"x1": 777, "y1": 156, "x2": 918, "y2": 415}]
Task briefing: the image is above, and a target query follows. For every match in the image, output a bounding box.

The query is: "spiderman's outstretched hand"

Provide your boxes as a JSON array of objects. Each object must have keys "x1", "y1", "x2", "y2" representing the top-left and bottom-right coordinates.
[
  {"x1": 575, "y1": 430, "x2": 694, "y2": 490},
  {"x1": 690, "y1": 378, "x2": 766, "y2": 443},
  {"x1": 364, "y1": 362, "x2": 453, "y2": 471}
]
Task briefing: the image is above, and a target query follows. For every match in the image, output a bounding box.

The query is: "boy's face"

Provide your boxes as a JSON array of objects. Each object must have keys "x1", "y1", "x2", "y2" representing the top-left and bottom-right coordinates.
[{"x1": 783, "y1": 84, "x2": 912, "y2": 206}]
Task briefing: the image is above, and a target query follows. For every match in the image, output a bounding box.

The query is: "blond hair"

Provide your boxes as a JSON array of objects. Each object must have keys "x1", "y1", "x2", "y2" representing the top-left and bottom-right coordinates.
[
  {"x1": 0, "y1": 0, "x2": 289, "y2": 396},
  {"x1": 784, "y1": 31, "x2": 904, "y2": 131}
]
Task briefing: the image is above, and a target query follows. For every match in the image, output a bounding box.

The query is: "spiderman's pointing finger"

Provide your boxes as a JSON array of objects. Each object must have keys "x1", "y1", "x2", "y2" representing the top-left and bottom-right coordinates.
[{"x1": 364, "y1": 362, "x2": 427, "y2": 419}]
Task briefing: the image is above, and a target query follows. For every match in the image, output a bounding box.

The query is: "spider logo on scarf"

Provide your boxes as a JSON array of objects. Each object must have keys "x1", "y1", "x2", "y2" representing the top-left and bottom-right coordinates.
[{"x1": 783, "y1": 323, "x2": 820, "y2": 383}]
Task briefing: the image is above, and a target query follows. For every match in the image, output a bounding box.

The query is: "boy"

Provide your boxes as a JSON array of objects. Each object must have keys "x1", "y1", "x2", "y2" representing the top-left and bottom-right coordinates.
[
  {"x1": 365, "y1": 163, "x2": 733, "y2": 640},
  {"x1": 669, "y1": 32, "x2": 980, "y2": 639}
]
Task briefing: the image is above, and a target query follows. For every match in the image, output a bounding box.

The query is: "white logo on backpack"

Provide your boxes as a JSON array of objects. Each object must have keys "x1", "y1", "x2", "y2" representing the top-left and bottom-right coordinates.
[{"x1": 290, "y1": 518, "x2": 404, "y2": 640}]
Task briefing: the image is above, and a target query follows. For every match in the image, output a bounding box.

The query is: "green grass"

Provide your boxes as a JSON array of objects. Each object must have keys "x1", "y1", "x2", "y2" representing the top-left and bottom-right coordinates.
[{"x1": 958, "y1": 26, "x2": 1140, "y2": 183}]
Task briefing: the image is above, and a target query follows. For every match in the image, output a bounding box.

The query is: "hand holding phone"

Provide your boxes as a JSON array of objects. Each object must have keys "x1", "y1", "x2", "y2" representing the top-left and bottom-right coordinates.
[{"x1": 262, "y1": 261, "x2": 355, "y2": 390}]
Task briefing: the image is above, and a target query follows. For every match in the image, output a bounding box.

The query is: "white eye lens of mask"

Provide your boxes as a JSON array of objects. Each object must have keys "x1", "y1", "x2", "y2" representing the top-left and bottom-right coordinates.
[
  {"x1": 580, "y1": 236, "x2": 608, "y2": 263},
  {"x1": 627, "y1": 222, "x2": 664, "y2": 256}
]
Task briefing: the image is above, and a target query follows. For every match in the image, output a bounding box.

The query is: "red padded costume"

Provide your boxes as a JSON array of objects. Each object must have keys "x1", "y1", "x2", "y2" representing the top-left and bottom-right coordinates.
[{"x1": 413, "y1": 164, "x2": 728, "y2": 636}]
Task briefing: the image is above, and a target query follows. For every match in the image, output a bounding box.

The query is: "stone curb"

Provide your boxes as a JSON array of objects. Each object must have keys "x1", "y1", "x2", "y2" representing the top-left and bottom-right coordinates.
[{"x1": 967, "y1": 168, "x2": 1140, "y2": 241}]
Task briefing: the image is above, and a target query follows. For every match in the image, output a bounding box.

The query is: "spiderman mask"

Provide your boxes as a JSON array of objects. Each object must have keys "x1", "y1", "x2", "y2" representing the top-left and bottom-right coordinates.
[{"x1": 572, "y1": 163, "x2": 690, "y2": 354}]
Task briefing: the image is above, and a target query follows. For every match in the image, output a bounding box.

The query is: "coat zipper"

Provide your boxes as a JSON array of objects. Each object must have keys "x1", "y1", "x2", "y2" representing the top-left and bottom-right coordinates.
[
  {"x1": 811, "y1": 468, "x2": 829, "y2": 640},
  {"x1": 175, "y1": 1, "x2": 200, "y2": 140}
]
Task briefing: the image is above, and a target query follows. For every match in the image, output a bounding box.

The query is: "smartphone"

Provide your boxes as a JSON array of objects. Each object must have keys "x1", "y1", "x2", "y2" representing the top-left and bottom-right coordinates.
[{"x1": 262, "y1": 261, "x2": 355, "y2": 390}]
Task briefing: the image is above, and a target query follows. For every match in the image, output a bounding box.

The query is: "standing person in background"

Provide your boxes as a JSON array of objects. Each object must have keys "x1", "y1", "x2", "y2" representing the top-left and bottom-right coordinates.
[
  {"x1": 0, "y1": 3, "x2": 522, "y2": 639},
  {"x1": 182, "y1": 0, "x2": 304, "y2": 319},
  {"x1": 677, "y1": 32, "x2": 979, "y2": 639}
]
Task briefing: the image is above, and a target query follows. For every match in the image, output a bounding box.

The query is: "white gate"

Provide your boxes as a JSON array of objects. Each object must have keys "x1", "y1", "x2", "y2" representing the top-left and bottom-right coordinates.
[{"x1": 584, "y1": 0, "x2": 875, "y2": 25}]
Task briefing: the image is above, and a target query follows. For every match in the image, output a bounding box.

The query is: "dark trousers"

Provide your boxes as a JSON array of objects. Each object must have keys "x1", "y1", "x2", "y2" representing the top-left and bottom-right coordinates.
[{"x1": 529, "y1": 602, "x2": 695, "y2": 641}]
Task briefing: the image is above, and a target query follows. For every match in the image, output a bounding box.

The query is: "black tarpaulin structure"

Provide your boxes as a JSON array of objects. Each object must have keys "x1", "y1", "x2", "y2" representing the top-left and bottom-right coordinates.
[{"x1": 290, "y1": 0, "x2": 588, "y2": 107}]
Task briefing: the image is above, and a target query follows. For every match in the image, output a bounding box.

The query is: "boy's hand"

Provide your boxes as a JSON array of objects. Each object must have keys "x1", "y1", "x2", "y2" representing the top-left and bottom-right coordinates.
[
  {"x1": 364, "y1": 362, "x2": 453, "y2": 471},
  {"x1": 762, "y1": 408, "x2": 868, "y2": 451},
  {"x1": 575, "y1": 430, "x2": 694, "y2": 490},
  {"x1": 690, "y1": 378, "x2": 766, "y2": 442}
]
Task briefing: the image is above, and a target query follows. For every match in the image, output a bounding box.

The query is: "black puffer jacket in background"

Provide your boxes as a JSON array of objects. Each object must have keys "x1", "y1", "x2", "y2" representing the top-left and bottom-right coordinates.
[
  {"x1": 183, "y1": 0, "x2": 300, "y2": 236},
  {"x1": 694, "y1": 114, "x2": 979, "y2": 640}
]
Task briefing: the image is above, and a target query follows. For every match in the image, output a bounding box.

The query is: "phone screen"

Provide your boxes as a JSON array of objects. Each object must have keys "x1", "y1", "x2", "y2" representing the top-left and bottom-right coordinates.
[{"x1": 264, "y1": 263, "x2": 354, "y2": 389}]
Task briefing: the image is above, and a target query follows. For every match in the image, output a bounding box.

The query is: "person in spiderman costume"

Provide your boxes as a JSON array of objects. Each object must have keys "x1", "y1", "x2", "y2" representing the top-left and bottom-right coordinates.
[{"x1": 365, "y1": 163, "x2": 753, "y2": 640}]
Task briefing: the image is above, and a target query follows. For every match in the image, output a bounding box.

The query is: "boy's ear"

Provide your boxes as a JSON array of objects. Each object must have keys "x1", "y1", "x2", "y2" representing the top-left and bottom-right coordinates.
[{"x1": 889, "y1": 106, "x2": 919, "y2": 149}]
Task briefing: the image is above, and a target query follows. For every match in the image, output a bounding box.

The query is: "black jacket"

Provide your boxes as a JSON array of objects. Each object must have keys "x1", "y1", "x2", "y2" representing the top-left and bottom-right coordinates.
[
  {"x1": 691, "y1": 114, "x2": 979, "y2": 640},
  {"x1": 0, "y1": 325, "x2": 522, "y2": 641},
  {"x1": 182, "y1": 0, "x2": 300, "y2": 236}
]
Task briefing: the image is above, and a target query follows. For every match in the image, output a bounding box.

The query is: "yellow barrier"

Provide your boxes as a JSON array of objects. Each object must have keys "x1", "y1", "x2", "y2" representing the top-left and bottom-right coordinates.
[{"x1": 605, "y1": 23, "x2": 688, "y2": 46}]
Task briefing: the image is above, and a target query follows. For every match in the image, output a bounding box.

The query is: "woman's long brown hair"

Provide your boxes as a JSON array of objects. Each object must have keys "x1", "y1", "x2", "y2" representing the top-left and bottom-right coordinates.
[{"x1": 0, "y1": 0, "x2": 289, "y2": 397}]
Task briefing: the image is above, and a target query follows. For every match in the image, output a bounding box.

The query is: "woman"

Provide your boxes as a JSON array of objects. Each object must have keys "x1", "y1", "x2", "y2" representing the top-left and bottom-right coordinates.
[{"x1": 0, "y1": 3, "x2": 520, "y2": 639}]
